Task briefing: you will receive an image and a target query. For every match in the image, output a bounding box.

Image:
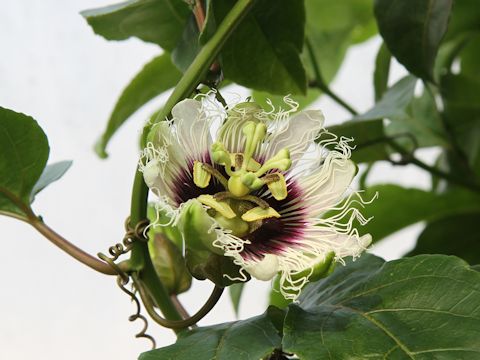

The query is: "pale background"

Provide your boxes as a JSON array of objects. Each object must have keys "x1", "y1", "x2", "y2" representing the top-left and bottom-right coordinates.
[{"x1": 0, "y1": 1, "x2": 435, "y2": 359}]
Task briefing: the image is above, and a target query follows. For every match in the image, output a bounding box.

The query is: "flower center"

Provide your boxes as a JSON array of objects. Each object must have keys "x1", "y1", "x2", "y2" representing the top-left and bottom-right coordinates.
[{"x1": 192, "y1": 121, "x2": 292, "y2": 236}]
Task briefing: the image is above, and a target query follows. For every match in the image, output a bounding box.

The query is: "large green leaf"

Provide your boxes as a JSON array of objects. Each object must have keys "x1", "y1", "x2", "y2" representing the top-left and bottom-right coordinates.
[
  {"x1": 0, "y1": 107, "x2": 49, "y2": 218},
  {"x1": 443, "y1": 0, "x2": 480, "y2": 41},
  {"x1": 328, "y1": 119, "x2": 389, "y2": 163},
  {"x1": 304, "y1": 0, "x2": 376, "y2": 83},
  {"x1": 81, "y1": 0, "x2": 190, "y2": 51},
  {"x1": 214, "y1": 0, "x2": 306, "y2": 95},
  {"x1": 95, "y1": 54, "x2": 182, "y2": 158},
  {"x1": 407, "y1": 212, "x2": 480, "y2": 264},
  {"x1": 140, "y1": 308, "x2": 282, "y2": 360},
  {"x1": 358, "y1": 185, "x2": 480, "y2": 243},
  {"x1": 374, "y1": 0, "x2": 453, "y2": 81},
  {"x1": 30, "y1": 160, "x2": 72, "y2": 203},
  {"x1": 284, "y1": 254, "x2": 480, "y2": 359}
]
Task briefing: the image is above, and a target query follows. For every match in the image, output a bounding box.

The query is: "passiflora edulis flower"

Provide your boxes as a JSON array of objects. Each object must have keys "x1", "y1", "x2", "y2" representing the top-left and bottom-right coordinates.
[{"x1": 140, "y1": 95, "x2": 374, "y2": 300}]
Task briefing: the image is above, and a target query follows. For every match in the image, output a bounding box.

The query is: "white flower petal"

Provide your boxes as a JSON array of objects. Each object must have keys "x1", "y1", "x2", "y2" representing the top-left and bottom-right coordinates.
[
  {"x1": 266, "y1": 110, "x2": 324, "y2": 164},
  {"x1": 296, "y1": 158, "x2": 356, "y2": 218},
  {"x1": 172, "y1": 99, "x2": 213, "y2": 161},
  {"x1": 245, "y1": 254, "x2": 279, "y2": 281}
]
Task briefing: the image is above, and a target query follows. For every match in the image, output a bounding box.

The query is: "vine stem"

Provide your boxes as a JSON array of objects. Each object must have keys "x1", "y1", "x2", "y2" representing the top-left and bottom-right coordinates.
[
  {"x1": 130, "y1": 0, "x2": 256, "y2": 334},
  {"x1": 30, "y1": 219, "x2": 118, "y2": 275},
  {"x1": 305, "y1": 37, "x2": 358, "y2": 116}
]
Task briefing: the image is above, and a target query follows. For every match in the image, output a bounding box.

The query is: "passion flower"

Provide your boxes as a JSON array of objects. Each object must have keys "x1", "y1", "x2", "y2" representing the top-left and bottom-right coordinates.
[{"x1": 140, "y1": 95, "x2": 374, "y2": 300}]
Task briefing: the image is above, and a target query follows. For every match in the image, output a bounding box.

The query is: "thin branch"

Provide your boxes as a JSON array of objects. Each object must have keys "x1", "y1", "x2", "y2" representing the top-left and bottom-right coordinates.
[
  {"x1": 29, "y1": 218, "x2": 118, "y2": 275},
  {"x1": 305, "y1": 37, "x2": 358, "y2": 116},
  {"x1": 388, "y1": 141, "x2": 480, "y2": 193}
]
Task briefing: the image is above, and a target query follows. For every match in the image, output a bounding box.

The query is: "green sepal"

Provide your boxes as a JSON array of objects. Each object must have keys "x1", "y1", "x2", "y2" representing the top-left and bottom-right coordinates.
[
  {"x1": 185, "y1": 248, "x2": 250, "y2": 287},
  {"x1": 148, "y1": 233, "x2": 192, "y2": 295},
  {"x1": 269, "y1": 252, "x2": 336, "y2": 309},
  {"x1": 178, "y1": 199, "x2": 222, "y2": 254}
]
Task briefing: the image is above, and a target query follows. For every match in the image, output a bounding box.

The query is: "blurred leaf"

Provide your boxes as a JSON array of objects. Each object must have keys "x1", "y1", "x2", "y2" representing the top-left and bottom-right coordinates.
[
  {"x1": 0, "y1": 107, "x2": 49, "y2": 218},
  {"x1": 385, "y1": 90, "x2": 449, "y2": 149},
  {"x1": 81, "y1": 0, "x2": 190, "y2": 51},
  {"x1": 214, "y1": 0, "x2": 306, "y2": 95},
  {"x1": 407, "y1": 212, "x2": 480, "y2": 264},
  {"x1": 328, "y1": 119, "x2": 388, "y2": 163},
  {"x1": 358, "y1": 185, "x2": 480, "y2": 243},
  {"x1": 95, "y1": 54, "x2": 181, "y2": 158},
  {"x1": 228, "y1": 282, "x2": 245, "y2": 316},
  {"x1": 149, "y1": 233, "x2": 192, "y2": 295},
  {"x1": 441, "y1": 73, "x2": 480, "y2": 177},
  {"x1": 172, "y1": 15, "x2": 201, "y2": 73},
  {"x1": 354, "y1": 76, "x2": 417, "y2": 121},
  {"x1": 373, "y1": 42, "x2": 391, "y2": 101},
  {"x1": 30, "y1": 161, "x2": 72, "y2": 203},
  {"x1": 443, "y1": 0, "x2": 480, "y2": 41},
  {"x1": 140, "y1": 309, "x2": 282, "y2": 360},
  {"x1": 303, "y1": 0, "x2": 376, "y2": 83},
  {"x1": 284, "y1": 254, "x2": 480, "y2": 358},
  {"x1": 374, "y1": 0, "x2": 453, "y2": 81}
]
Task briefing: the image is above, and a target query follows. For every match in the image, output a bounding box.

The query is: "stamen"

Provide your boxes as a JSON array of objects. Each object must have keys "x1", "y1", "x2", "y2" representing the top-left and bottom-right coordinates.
[
  {"x1": 237, "y1": 195, "x2": 270, "y2": 209},
  {"x1": 193, "y1": 161, "x2": 211, "y2": 188},
  {"x1": 197, "y1": 194, "x2": 236, "y2": 219},
  {"x1": 241, "y1": 206, "x2": 281, "y2": 222},
  {"x1": 201, "y1": 163, "x2": 228, "y2": 189},
  {"x1": 255, "y1": 148, "x2": 292, "y2": 177}
]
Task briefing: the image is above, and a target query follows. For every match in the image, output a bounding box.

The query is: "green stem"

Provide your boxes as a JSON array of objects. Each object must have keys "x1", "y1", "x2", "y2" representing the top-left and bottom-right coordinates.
[
  {"x1": 388, "y1": 141, "x2": 480, "y2": 193},
  {"x1": 151, "y1": 0, "x2": 256, "y2": 126},
  {"x1": 129, "y1": 0, "x2": 256, "y2": 334},
  {"x1": 305, "y1": 37, "x2": 358, "y2": 116}
]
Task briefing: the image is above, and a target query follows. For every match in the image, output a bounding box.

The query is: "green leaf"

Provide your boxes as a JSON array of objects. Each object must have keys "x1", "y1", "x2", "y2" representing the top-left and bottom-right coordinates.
[
  {"x1": 304, "y1": 0, "x2": 376, "y2": 84},
  {"x1": 171, "y1": 15, "x2": 201, "y2": 73},
  {"x1": 374, "y1": 0, "x2": 453, "y2": 81},
  {"x1": 214, "y1": 0, "x2": 306, "y2": 95},
  {"x1": 140, "y1": 308, "x2": 282, "y2": 360},
  {"x1": 0, "y1": 107, "x2": 49, "y2": 218},
  {"x1": 81, "y1": 0, "x2": 190, "y2": 51},
  {"x1": 95, "y1": 54, "x2": 182, "y2": 158},
  {"x1": 328, "y1": 119, "x2": 389, "y2": 163},
  {"x1": 358, "y1": 185, "x2": 480, "y2": 243},
  {"x1": 228, "y1": 282, "x2": 245, "y2": 316},
  {"x1": 441, "y1": 72, "x2": 480, "y2": 177},
  {"x1": 30, "y1": 160, "x2": 72, "y2": 203},
  {"x1": 354, "y1": 76, "x2": 417, "y2": 122},
  {"x1": 373, "y1": 42, "x2": 391, "y2": 101},
  {"x1": 284, "y1": 254, "x2": 480, "y2": 359},
  {"x1": 443, "y1": 0, "x2": 480, "y2": 41},
  {"x1": 385, "y1": 90, "x2": 449, "y2": 150},
  {"x1": 407, "y1": 212, "x2": 480, "y2": 264}
]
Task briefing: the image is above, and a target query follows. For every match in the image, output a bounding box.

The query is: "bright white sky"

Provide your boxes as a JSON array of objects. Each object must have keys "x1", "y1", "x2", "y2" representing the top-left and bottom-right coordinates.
[{"x1": 0, "y1": 1, "x2": 436, "y2": 359}]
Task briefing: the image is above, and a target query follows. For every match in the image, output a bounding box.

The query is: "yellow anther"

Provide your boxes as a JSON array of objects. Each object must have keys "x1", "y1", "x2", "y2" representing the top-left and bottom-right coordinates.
[
  {"x1": 193, "y1": 161, "x2": 211, "y2": 188},
  {"x1": 241, "y1": 206, "x2": 281, "y2": 222},
  {"x1": 197, "y1": 195, "x2": 236, "y2": 219},
  {"x1": 265, "y1": 173, "x2": 288, "y2": 200}
]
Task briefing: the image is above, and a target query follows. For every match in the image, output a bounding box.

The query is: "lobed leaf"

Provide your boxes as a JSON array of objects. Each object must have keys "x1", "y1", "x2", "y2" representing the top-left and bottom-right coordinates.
[{"x1": 284, "y1": 254, "x2": 480, "y2": 358}]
